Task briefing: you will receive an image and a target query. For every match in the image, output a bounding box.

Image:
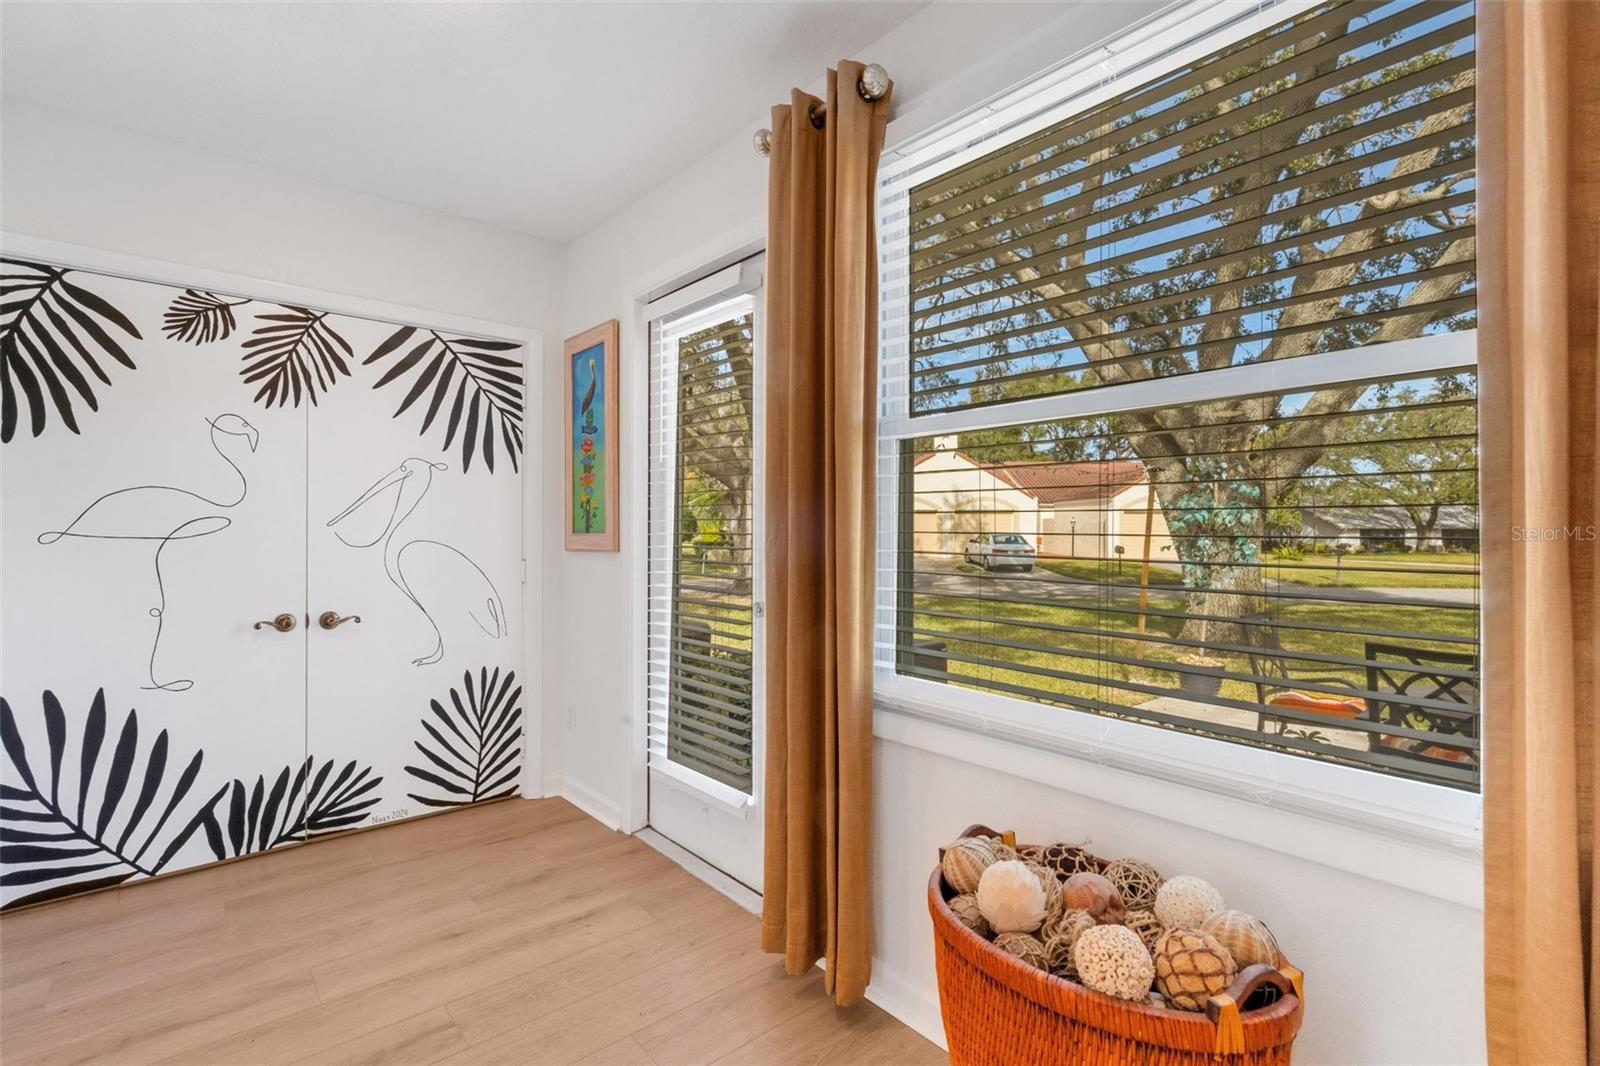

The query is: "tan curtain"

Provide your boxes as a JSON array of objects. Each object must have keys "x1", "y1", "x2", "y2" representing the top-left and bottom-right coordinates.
[
  {"x1": 761, "y1": 60, "x2": 891, "y2": 1007},
  {"x1": 1480, "y1": 1, "x2": 1600, "y2": 1061}
]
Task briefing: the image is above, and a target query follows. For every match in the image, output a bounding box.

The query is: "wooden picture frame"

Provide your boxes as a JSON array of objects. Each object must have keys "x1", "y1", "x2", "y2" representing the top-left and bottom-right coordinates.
[{"x1": 564, "y1": 320, "x2": 620, "y2": 551}]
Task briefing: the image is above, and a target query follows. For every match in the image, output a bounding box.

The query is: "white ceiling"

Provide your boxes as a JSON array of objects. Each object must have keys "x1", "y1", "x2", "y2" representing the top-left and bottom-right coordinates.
[{"x1": 1, "y1": 1, "x2": 926, "y2": 243}]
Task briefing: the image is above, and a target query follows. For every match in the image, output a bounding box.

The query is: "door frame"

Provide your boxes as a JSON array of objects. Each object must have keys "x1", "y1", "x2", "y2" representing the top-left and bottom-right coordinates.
[{"x1": 0, "y1": 232, "x2": 545, "y2": 798}]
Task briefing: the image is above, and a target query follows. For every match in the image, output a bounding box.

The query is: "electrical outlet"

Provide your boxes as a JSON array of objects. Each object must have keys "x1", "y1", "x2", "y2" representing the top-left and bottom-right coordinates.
[{"x1": 566, "y1": 703, "x2": 576, "y2": 730}]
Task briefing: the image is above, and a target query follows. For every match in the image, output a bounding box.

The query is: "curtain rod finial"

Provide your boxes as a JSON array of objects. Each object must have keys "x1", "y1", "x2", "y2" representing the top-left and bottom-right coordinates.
[
  {"x1": 753, "y1": 128, "x2": 772, "y2": 157},
  {"x1": 858, "y1": 62, "x2": 890, "y2": 102}
]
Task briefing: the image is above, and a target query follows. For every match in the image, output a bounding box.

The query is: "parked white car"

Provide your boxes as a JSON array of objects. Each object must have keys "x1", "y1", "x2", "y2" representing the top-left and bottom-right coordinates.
[{"x1": 963, "y1": 533, "x2": 1036, "y2": 572}]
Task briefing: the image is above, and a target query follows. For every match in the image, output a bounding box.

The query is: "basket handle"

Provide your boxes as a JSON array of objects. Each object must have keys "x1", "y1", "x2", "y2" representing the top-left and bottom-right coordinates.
[{"x1": 1206, "y1": 963, "x2": 1303, "y2": 1055}]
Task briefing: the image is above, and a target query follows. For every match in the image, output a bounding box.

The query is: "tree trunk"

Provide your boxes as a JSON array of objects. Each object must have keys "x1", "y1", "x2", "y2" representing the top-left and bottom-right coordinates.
[{"x1": 1148, "y1": 454, "x2": 1267, "y2": 646}]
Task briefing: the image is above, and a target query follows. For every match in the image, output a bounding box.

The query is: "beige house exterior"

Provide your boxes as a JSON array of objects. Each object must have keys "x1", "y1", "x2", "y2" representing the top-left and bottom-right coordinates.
[{"x1": 911, "y1": 446, "x2": 1175, "y2": 563}]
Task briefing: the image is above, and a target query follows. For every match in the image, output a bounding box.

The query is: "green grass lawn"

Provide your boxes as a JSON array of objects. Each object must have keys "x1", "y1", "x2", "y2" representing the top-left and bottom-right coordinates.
[
  {"x1": 1039, "y1": 558, "x2": 1185, "y2": 585},
  {"x1": 1262, "y1": 551, "x2": 1479, "y2": 590}
]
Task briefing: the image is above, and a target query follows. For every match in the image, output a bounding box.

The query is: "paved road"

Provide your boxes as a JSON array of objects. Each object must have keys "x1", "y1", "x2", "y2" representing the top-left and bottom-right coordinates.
[{"x1": 912, "y1": 559, "x2": 1476, "y2": 607}]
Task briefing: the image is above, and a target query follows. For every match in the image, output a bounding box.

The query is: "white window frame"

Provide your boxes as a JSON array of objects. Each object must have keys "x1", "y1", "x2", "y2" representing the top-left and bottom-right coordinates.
[
  {"x1": 870, "y1": 0, "x2": 1483, "y2": 871},
  {"x1": 644, "y1": 260, "x2": 766, "y2": 814}
]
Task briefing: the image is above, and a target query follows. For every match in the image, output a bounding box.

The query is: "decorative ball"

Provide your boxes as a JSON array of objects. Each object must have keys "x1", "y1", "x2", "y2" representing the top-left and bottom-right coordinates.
[
  {"x1": 1042, "y1": 906, "x2": 1096, "y2": 950},
  {"x1": 1017, "y1": 843, "x2": 1044, "y2": 863},
  {"x1": 1103, "y1": 857, "x2": 1163, "y2": 910},
  {"x1": 994, "y1": 931, "x2": 1048, "y2": 971},
  {"x1": 1042, "y1": 930, "x2": 1078, "y2": 977},
  {"x1": 1154, "y1": 875, "x2": 1223, "y2": 929},
  {"x1": 1201, "y1": 909, "x2": 1282, "y2": 969},
  {"x1": 1039, "y1": 841, "x2": 1098, "y2": 879},
  {"x1": 1062, "y1": 871, "x2": 1126, "y2": 925},
  {"x1": 990, "y1": 842, "x2": 1019, "y2": 863},
  {"x1": 1073, "y1": 924, "x2": 1155, "y2": 1002},
  {"x1": 976, "y1": 859, "x2": 1048, "y2": 933},
  {"x1": 941, "y1": 837, "x2": 997, "y2": 895},
  {"x1": 947, "y1": 893, "x2": 992, "y2": 938},
  {"x1": 1153, "y1": 928, "x2": 1238, "y2": 1011},
  {"x1": 1026, "y1": 862, "x2": 1063, "y2": 915},
  {"x1": 1123, "y1": 908, "x2": 1165, "y2": 954}
]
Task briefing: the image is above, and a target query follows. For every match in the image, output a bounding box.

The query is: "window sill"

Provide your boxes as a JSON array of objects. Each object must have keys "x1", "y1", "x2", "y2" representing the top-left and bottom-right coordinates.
[
  {"x1": 649, "y1": 759, "x2": 755, "y2": 819},
  {"x1": 872, "y1": 678, "x2": 1483, "y2": 909}
]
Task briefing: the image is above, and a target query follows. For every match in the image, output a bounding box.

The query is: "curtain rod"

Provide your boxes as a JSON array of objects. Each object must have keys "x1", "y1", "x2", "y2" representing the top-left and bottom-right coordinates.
[{"x1": 753, "y1": 63, "x2": 890, "y2": 156}]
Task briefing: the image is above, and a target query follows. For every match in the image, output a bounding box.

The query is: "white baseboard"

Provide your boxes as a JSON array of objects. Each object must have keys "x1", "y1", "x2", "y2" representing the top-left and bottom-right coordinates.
[
  {"x1": 864, "y1": 958, "x2": 947, "y2": 1052},
  {"x1": 548, "y1": 774, "x2": 623, "y2": 830}
]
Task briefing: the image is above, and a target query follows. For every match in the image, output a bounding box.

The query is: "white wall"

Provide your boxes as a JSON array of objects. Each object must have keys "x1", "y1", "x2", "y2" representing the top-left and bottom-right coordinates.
[
  {"x1": 548, "y1": 2, "x2": 1488, "y2": 1064},
  {"x1": 1, "y1": 101, "x2": 565, "y2": 794}
]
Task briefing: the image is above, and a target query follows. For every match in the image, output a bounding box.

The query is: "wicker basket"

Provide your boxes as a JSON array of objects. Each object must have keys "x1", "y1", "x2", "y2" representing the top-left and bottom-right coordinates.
[{"x1": 932, "y1": 826, "x2": 1304, "y2": 1065}]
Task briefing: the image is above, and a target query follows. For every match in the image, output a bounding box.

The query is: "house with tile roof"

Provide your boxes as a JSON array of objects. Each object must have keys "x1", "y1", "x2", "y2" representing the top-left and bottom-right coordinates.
[{"x1": 910, "y1": 442, "x2": 1176, "y2": 562}]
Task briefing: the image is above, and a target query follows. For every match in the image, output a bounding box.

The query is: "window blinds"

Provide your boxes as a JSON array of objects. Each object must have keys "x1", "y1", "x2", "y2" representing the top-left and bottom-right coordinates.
[
  {"x1": 647, "y1": 301, "x2": 758, "y2": 793},
  {"x1": 904, "y1": 0, "x2": 1477, "y2": 416}
]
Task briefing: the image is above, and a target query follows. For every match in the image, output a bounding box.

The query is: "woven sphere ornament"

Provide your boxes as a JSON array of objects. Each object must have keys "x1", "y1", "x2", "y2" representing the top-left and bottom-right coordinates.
[
  {"x1": 1102, "y1": 857, "x2": 1163, "y2": 911},
  {"x1": 1039, "y1": 841, "x2": 1098, "y2": 879},
  {"x1": 1201, "y1": 909, "x2": 1282, "y2": 969},
  {"x1": 994, "y1": 931, "x2": 1049, "y2": 971},
  {"x1": 1073, "y1": 924, "x2": 1155, "y2": 1002},
  {"x1": 1017, "y1": 843, "x2": 1044, "y2": 863},
  {"x1": 947, "y1": 893, "x2": 992, "y2": 938},
  {"x1": 1042, "y1": 906, "x2": 1096, "y2": 951},
  {"x1": 976, "y1": 859, "x2": 1048, "y2": 933},
  {"x1": 1153, "y1": 928, "x2": 1238, "y2": 1011},
  {"x1": 941, "y1": 837, "x2": 997, "y2": 895},
  {"x1": 989, "y1": 842, "x2": 1019, "y2": 863},
  {"x1": 1124, "y1": 908, "x2": 1165, "y2": 954},
  {"x1": 1154, "y1": 875, "x2": 1224, "y2": 929},
  {"x1": 1042, "y1": 930, "x2": 1078, "y2": 977},
  {"x1": 1062, "y1": 871, "x2": 1126, "y2": 925},
  {"x1": 1026, "y1": 862, "x2": 1063, "y2": 915}
]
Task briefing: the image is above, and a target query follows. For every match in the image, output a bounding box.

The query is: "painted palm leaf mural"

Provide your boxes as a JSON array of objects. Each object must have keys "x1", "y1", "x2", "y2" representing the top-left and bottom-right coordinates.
[
  {"x1": 241, "y1": 305, "x2": 356, "y2": 408},
  {"x1": 204, "y1": 758, "x2": 384, "y2": 859},
  {"x1": 364, "y1": 327, "x2": 525, "y2": 474},
  {"x1": 0, "y1": 258, "x2": 142, "y2": 443},
  {"x1": 406, "y1": 667, "x2": 523, "y2": 807},
  {"x1": 0, "y1": 690, "x2": 223, "y2": 910}
]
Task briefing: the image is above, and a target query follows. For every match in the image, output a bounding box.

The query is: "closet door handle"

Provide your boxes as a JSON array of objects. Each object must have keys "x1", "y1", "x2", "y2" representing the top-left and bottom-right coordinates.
[
  {"x1": 319, "y1": 611, "x2": 362, "y2": 630},
  {"x1": 253, "y1": 613, "x2": 298, "y2": 632}
]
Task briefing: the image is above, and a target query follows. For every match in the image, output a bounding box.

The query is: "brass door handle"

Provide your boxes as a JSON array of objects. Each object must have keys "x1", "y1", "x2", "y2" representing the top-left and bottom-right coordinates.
[
  {"x1": 319, "y1": 611, "x2": 362, "y2": 630},
  {"x1": 254, "y1": 613, "x2": 297, "y2": 632}
]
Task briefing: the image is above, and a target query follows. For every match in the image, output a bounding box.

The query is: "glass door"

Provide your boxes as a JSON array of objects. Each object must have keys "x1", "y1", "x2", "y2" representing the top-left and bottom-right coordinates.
[{"x1": 645, "y1": 257, "x2": 763, "y2": 889}]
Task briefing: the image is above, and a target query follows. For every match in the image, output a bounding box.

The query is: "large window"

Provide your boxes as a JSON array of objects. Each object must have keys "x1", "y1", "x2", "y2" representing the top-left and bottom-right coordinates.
[{"x1": 876, "y1": 0, "x2": 1480, "y2": 790}]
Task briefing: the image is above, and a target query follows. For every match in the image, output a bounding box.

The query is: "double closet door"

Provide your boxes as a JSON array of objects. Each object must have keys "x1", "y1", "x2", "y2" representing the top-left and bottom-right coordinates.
[{"x1": 0, "y1": 255, "x2": 525, "y2": 910}]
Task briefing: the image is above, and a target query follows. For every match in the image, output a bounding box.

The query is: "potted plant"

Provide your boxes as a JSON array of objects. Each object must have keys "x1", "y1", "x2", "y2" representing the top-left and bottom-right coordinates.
[{"x1": 1176, "y1": 651, "x2": 1228, "y2": 698}]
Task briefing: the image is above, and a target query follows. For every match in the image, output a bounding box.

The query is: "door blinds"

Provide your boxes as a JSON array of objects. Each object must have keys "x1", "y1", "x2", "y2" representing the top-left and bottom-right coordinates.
[{"x1": 646, "y1": 299, "x2": 758, "y2": 793}]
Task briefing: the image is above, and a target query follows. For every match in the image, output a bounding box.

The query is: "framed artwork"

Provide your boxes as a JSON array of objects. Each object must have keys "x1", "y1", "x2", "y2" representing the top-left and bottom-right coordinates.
[{"x1": 564, "y1": 320, "x2": 620, "y2": 551}]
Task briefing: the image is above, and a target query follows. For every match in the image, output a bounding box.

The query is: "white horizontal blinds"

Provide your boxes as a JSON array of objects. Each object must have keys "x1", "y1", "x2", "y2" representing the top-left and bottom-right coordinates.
[
  {"x1": 647, "y1": 300, "x2": 757, "y2": 793},
  {"x1": 896, "y1": 371, "x2": 1480, "y2": 788},
  {"x1": 906, "y1": 0, "x2": 1477, "y2": 416}
]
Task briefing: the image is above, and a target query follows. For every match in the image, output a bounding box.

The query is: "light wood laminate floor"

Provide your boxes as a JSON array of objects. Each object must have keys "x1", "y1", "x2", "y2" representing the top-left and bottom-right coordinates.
[{"x1": 0, "y1": 798, "x2": 947, "y2": 1066}]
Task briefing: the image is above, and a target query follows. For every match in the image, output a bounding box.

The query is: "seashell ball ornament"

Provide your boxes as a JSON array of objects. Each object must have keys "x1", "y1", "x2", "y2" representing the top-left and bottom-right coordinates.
[
  {"x1": 1073, "y1": 924, "x2": 1155, "y2": 1002},
  {"x1": 941, "y1": 837, "x2": 997, "y2": 895},
  {"x1": 1062, "y1": 871, "x2": 1127, "y2": 925},
  {"x1": 1201, "y1": 909, "x2": 1282, "y2": 969},
  {"x1": 947, "y1": 893, "x2": 992, "y2": 938},
  {"x1": 994, "y1": 931, "x2": 1048, "y2": 971},
  {"x1": 1154, "y1": 875, "x2": 1223, "y2": 929},
  {"x1": 976, "y1": 859, "x2": 1048, "y2": 933},
  {"x1": 1153, "y1": 927, "x2": 1238, "y2": 1011}
]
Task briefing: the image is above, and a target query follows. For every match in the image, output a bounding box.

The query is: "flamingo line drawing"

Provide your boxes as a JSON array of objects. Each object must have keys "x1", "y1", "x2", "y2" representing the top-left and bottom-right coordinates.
[
  {"x1": 326, "y1": 457, "x2": 507, "y2": 666},
  {"x1": 36, "y1": 413, "x2": 260, "y2": 692}
]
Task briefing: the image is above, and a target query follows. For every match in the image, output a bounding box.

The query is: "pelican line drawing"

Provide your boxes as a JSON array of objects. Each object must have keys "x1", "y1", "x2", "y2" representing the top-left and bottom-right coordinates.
[
  {"x1": 37, "y1": 413, "x2": 260, "y2": 692},
  {"x1": 327, "y1": 457, "x2": 507, "y2": 666}
]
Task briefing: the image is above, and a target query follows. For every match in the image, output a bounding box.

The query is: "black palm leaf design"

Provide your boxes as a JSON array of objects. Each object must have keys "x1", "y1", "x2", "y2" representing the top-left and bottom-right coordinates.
[
  {"x1": 365, "y1": 326, "x2": 524, "y2": 474},
  {"x1": 163, "y1": 290, "x2": 250, "y2": 344},
  {"x1": 0, "y1": 690, "x2": 225, "y2": 910},
  {"x1": 406, "y1": 667, "x2": 522, "y2": 807},
  {"x1": 1, "y1": 258, "x2": 142, "y2": 444},
  {"x1": 201, "y1": 757, "x2": 383, "y2": 859},
  {"x1": 241, "y1": 305, "x2": 355, "y2": 408}
]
